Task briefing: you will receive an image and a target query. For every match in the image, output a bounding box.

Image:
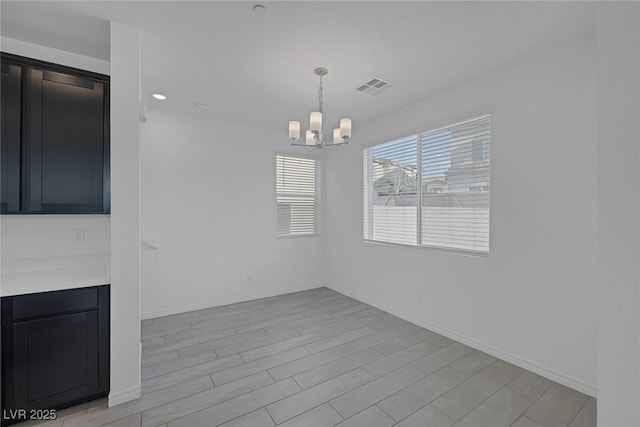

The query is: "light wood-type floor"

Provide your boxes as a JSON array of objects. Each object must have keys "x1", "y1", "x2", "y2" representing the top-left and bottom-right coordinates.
[{"x1": 22, "y1": 288, "x2": 596, "y2": 427}]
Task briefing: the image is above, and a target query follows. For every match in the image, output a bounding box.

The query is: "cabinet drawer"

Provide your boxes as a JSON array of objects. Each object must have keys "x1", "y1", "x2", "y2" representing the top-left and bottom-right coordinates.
[{"x1": 11, "y1": 287, "x2": 98, "y2": 321}]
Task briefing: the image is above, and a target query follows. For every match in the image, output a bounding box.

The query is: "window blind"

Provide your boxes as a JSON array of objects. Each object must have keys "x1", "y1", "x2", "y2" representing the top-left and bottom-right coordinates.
[
  {"x1": 363, "y1": 136, "x2": 418, "y2": 246},
  {"x1": 364, "y1": 115, "x2": 490, "y2": 254},
  {"x1": 276, "y1": 154, "x2": 318, "y2": 237}
]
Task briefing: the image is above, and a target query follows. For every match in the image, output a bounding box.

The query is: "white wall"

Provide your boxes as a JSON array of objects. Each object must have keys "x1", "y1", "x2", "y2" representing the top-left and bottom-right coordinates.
[
  {"x1": 109, "y1": 22, "x2": 141, "y2": 406},
  {"x1": 139, "y1": 108, "x2": 325, "y2": 319},
  {"x1": 596, "y1": 3, "x2": 640, "y2": 425},
  {"x1": 325, "y1": 35, "x2": 597, "y2": 395},
  {"x1": 1, "y1": 215, "x2": 109, "y2": 261}
]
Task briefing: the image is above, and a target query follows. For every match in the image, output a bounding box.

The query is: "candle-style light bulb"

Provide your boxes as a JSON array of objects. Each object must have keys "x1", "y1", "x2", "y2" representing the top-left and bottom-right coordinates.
[
  {"x1": 333, "y1": 128, "x2": 342, "y2": 144},
  {"x1": 310, "y1": 112, "x2": 322, "y2": 132},
  {"x1": 305, "y1": 130, "x2": 315, "y2": 146},
  {"x1": 288, "y1": 121, "x2": 300, "y2": 140},
  {"x1": 340, "y1": 118, "x2": 352, "y2": 139}
]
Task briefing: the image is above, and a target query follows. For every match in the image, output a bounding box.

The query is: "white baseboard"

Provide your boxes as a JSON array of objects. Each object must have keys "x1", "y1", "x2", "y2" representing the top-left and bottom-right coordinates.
[
  {"x1": 141, "y1": 283, "x2": 324, "y2": 320},
  {"x1": 328, "y1": 284, "x2": 597, "y2": 398},
  {"x1": 108, "y1": 384, "x2": 141, "y2": 407}
]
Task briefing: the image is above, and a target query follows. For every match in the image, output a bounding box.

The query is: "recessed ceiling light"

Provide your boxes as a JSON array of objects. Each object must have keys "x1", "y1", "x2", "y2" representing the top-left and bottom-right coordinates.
[{"x1": 152, "y1": 93, "x2": 167, "y2": 100}]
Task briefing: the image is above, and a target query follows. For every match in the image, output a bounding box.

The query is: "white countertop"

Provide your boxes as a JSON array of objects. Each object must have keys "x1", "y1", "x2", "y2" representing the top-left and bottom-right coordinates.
[{"x1": 1, "y1": 254, "x2": 110, "y2": 297}]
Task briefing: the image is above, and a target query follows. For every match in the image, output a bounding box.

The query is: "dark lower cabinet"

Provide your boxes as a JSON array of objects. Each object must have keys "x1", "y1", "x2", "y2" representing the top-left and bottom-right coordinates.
[{"x1": 1, "y1": 286, "x2": 109, "y2": 426}]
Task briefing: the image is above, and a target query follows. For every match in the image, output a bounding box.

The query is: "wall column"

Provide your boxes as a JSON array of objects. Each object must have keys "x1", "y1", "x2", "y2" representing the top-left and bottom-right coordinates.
[
  {"x1": 596, "y1": 3, "x2": 640, "y2": 425},
  {"x1": 109, "y1": 22, "x2": 142, "y2": 406}
]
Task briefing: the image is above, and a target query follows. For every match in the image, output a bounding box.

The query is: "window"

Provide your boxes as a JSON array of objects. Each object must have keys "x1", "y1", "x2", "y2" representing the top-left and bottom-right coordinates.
[
  {"x1": 364, "y1": 115, "x2": 490, "y2": 254},
  {"x1": 276, "y1": 154, "x2": 319, "y2": 237}
]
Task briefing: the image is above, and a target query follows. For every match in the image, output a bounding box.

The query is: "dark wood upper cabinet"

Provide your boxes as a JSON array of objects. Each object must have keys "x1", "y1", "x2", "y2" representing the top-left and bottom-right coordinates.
[
  {"x1": 1, "y1": 63, "x2": 22, "y2": 213},
  {"x1": 1, "y1": 53, "x2": 110, "y2": 214},
  {"x1": 26, "y1": 69, "x2": 108, "y2": 213}
]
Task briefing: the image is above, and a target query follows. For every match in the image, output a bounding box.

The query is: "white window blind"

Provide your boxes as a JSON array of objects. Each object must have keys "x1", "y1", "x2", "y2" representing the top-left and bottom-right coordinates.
[
  {"x1": 276, "y1": 154, "x2": 318, "y2": 237},
  {"x1": 363, "y1": 136, "x2": 418, "y2": 246},
  {"x1": 364, "y1": 115, "x2": 490, "y2": 254}
]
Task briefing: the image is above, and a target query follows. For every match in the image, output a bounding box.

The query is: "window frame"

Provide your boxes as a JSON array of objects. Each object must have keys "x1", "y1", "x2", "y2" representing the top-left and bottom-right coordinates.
[
  {"x1": 275, "y1": 152, "x2": 320, "y2": 239},
  {"x1": 363, "y1": 113, "x2": 492, "y2": 256}
]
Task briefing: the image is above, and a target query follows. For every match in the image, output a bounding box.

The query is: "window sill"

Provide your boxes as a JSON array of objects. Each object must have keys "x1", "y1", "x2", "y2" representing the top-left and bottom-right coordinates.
[
  {"x1": 363, "y1": 239, "x2": 489, "y2": 258},
  {"x1": 277, "y1": 233, "x2": 320, "y2": 239}
]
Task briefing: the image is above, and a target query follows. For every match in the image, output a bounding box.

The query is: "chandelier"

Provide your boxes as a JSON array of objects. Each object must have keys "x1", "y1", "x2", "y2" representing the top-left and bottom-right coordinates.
[{"x1": 288, "y1": 67, "x2": 351, "y2": 149}]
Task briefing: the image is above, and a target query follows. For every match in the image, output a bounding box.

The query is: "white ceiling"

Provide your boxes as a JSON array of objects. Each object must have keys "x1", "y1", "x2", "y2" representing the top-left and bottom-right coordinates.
[
  {"x1": 1, "y1": 1, "x2": 595, "y2": 132},
  {"x1": 1, "y1": 1, "x2": 110, "y2": 60}
]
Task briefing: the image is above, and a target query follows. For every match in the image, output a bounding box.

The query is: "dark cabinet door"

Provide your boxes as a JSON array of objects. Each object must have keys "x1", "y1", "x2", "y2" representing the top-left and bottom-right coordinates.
[
  {"x1": 1, "y1": 285, "x2": 109, "y2": 425},
  {"x1": 11, "y1": 311, "x2": 100, "y2": 410},
  {"x1": 1, "y1": 63, "x2": 22, "y2": 213},
  {"x1": 25, "y1": 68, "x2": 107, "y2": 213}
]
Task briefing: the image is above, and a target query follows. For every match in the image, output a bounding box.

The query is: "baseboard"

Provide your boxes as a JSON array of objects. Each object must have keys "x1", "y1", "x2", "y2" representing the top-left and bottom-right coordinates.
[
  {"x1": 141, "y1": 283, "x2": 324, "y2": 320},
  {"x1": 108, "y1": 384, "x2": 141, "y2": 407},
  {"x1": 328, "y1": 284, "x2": 597, "y2": 397}
]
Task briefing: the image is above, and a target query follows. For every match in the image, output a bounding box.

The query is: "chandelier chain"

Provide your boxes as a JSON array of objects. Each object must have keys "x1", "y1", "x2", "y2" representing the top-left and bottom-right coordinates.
[{"x1": 318, "y1": 74, "x2": 323, "y2": 114}]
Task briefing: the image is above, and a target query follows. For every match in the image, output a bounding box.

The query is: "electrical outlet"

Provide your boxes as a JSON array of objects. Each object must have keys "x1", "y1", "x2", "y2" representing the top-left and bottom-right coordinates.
[{"x1": 72, "y1": 229, "x2": 85, "y2": 245}]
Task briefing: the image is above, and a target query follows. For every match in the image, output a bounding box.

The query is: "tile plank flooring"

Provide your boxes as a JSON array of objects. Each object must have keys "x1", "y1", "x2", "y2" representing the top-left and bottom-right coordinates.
[{"x1": 23, "y1": 288, "x2": 595, "y2": 427}]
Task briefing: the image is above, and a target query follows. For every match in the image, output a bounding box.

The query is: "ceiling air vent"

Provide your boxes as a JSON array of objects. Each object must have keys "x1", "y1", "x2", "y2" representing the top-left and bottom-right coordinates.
[{"x1": 356, "y1": 76, "x2": 393, "y2": 96}]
